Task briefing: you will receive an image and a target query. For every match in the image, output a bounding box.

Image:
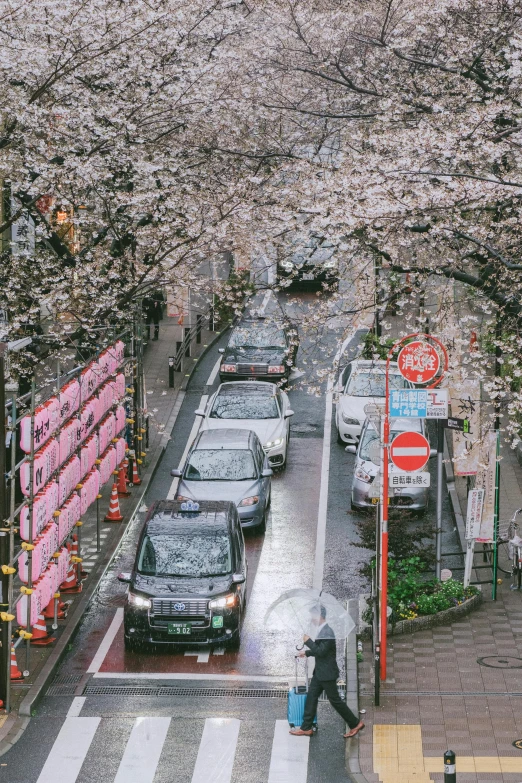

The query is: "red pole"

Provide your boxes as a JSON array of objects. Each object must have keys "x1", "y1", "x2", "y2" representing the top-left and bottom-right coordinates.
[{"x1": 380, "y1": 352, "x2": 391, "y2": 681}]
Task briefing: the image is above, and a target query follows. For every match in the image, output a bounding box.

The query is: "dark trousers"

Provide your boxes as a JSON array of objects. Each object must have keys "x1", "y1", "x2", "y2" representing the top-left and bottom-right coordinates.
[
  {"x1": 301, "y1": 675, "x2": 359, "y2": 731},
  {"x1": 146, "y1": 320, "x2": 159, "y2": 339}
]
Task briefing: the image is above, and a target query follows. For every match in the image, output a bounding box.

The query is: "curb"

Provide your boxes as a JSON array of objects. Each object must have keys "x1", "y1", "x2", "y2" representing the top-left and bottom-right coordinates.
[
  {"x1": 0, "y1": 328, "x2": 228, "y2": 754},
  {"x1": 345, "y1": 599, "x2": 371, "y2": 783}
]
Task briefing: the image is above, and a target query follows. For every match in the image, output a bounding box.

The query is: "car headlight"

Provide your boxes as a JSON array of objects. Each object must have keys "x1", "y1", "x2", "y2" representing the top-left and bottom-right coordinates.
[
  {"x1": 265, "y1": 437, "x2": 283, "y2": 449},
  {"x1": 176, "y1": 494, "x2": 190, "y2": 502},
  {"x1": 268, "y1": 365, "x2": 285, "y2": 374},
  {"x1": 280, "y1": 261, "x2": 294, "y2": 269},
  {"x1": 355, "y1": 466, "x2": 371, "y2": 483},
  {"x1": 128, "y1": 592, "x2": 151, "y2": 609},
  {"x1": 238, "y1": 495, "x2": 260, "y2": 507},
  {"x1": 342, "y1": 414, "x2": 360, "y2": 425},
  {"x1": 209, "y1": 593, "x2": 237, "y2": 609},
  {"x1": 221, "y1": 364, "x2": 237, "y2": 373}
]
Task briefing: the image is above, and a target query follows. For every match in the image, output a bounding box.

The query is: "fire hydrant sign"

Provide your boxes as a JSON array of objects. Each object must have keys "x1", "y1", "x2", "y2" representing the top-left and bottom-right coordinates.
[
  {"x1": 465, "y1": 488, "x2": 485, "y2": 540},
  {"x1": 390, "y1": 431, "x2": 430, "y2": 472},
  {"x1": 398, "y1": 341, "x2": 440, "y2": 384}
]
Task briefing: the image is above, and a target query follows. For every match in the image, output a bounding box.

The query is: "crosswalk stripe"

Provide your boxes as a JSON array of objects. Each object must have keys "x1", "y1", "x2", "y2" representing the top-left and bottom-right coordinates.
[
  {"x1": 267, "y1": 720, "x2": 310, "y2": 783},
  {"x1": 191, "y1": 718, "x2": 240, "y2": 783},
  {"x1": 36, "y1": 717, "x2": 100, "y2": 783},
  {"x1": 113, "y1": 717, "x2": 171, "y2": 783}
]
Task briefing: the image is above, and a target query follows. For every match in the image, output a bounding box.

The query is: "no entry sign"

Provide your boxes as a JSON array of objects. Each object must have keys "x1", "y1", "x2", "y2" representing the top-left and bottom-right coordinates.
[
  {"x1": 390, "y1": 431, "x2": 430, "y2": 472},
  {"x1": 397, "y1": 341, "x2": 439, "y2": 384}
]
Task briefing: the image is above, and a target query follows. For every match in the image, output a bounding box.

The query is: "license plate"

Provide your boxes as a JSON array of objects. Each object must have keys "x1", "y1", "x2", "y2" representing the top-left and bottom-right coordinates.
[
  {"x1": 302, "y1": 273, "x2": 314, "y2": 281},
  {"x1": 168, "y1": 622, "x2": 191, "y2": 635}
]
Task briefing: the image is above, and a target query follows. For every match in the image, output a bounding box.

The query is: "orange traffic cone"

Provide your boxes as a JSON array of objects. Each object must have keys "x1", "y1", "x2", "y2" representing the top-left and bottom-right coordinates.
[
  {"x1": 117, "y1": 464, "x2": 131, "y2": 497},
  {"x1": 30, "y1": 614, "x2": 56, "y2": 646},
  {"x1": 61, "y1": 540, "x2": 83, "y2": 594},
  {"x1": 131, "y1": 458, "x2": 142, "y2": 486},
  {"x1": 10, "y1": 646, "x2": 23, "y2": 681},
  {"x1": 71, "y1": 533, "x2": 88, "y2": 580},
  {"x1": 43, "y1": 595, "x2": 68, "y2": 620},
  {"x1": 122, "y1": 457, "x2": 130, "y2": 485},
  {"x1": 105, "y1": 482, "x2": 123, "y2": 522}
]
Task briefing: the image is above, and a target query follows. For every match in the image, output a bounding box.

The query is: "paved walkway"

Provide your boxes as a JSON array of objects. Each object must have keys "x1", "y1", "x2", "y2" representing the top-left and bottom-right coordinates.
[{"x1": 356, "y1": 436, "x2": 522, "y2": 782}]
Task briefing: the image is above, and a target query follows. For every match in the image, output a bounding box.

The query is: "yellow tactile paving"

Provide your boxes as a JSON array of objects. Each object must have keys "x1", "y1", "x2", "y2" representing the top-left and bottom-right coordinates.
[{"x1": 372, "y1": 724, "x2": 522, "y2": 782}]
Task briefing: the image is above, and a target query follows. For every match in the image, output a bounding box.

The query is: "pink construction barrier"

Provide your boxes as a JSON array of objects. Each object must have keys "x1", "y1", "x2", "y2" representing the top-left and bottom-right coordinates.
[
  {"x1": 59, "y1": 379, "x2": 81, "y2": 425},
  {"x1": 59, "y1": 417, "x2": 82, "y2": 466},
  {"x1": 98, "y1": 413, "x2": 116, "y2": 455},
  {"x1": 58, "y1": 455, "x2": 81, "y2": 506},
  {"x1": 80, "y1": 434, "x2": 98, "y2": 478},
  {"x1": 20, "y1": 438, "x2": 60, "y2": 497},
  {"x1": 56, "y1": 546, "x2": 69, "y2": 586},
  {"x1": 17, "y1": 586, "x2": 44, "y2": 627},
  {"x1": 80, "y1": 396, "x2": 100, "y2": 442},
  {"x1": 58, "y1": 493, "x2": 81, "y2": 543},
  {"x1": 19, "y1": 397, "x2": 60, "y2": 454},
  {"x1": 80, "y1": 469, "x2": 100, "y2": 515},
  {"x1": 20, "y1": 481, "x2": 59, "y2": 541},
  {"x1": 98, "y1": 446, "x2": 116, "y2": 486},
  {"x1": 19, "y1": 522, "x2": 59, "y2": 583},
  {"x1": 115, "y1": 437, "x2": 126, "y2": 465}
]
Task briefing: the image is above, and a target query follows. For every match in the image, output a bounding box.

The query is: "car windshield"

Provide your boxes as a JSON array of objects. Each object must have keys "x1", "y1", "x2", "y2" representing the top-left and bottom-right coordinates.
[
  {"x1": 138, "y1": 531, "x2": 231, "y2": 577},
  {"x1": 228, "y1": 325, "x2": 286, "y2": 349},
  {"x1": 359, "y1": 428, "x2": 418, "y2": 463},
  {"x1": 185, "y1": 449, "x2": 257, "y2": 481},
  {"x1": 346, "y1": 372, "x2": 408, "y2": 397},
  {"x1": 211, "y1": 392, "x2": 279, "y2": 420}
]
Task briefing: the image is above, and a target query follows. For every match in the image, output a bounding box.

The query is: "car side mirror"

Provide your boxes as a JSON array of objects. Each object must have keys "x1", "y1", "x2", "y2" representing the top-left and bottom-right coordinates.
[
  {"x1": 218, "y1": 347, "x2": 225, "y2": 354},
  {"x1": 118, "y1": 572, "x2": 131, "y2": 583},
  {"x1": 195, "y1": 409, "x2": 205, "y2": 416},
  {"x1": 232, "y1": 573, "x2": 246, "y2": 584},
  {"x1": 262, "y1": 468, "x2": 273, "y2": 477},
  {"x1": 345, "y1": 445, "x2": 357, "y2": 454},
  {"x1": 284, "y1": 409, "x2": 294, "y2": 418},
  {"x1": 429, "y1": 448, "x2": 437, "y2": 458},
  {"x1": 170, "y1": 468, "x2": 182, "y2": 477}
]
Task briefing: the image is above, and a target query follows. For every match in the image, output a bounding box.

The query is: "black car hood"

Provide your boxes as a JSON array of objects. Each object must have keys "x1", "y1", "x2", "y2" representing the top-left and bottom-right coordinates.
[
  {"x1": 225, "y1": 347, "x2": 286, "y2": 364},
  {"x1": 133, "y1": 572, "x2": 232, "y2": 598}
]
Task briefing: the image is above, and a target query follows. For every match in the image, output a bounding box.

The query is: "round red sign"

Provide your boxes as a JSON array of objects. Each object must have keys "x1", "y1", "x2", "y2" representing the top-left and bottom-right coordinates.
[
  {"x1": 397, "y1": 341, "x2": 440, "y2": 384},
  {"x1": 390, "y1": 431, "x2": 430, "y2": 472}
]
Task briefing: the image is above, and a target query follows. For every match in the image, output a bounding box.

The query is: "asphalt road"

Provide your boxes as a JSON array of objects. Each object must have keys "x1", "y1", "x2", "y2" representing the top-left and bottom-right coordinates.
[{"x1": 0, "y1": 283, "x2": 460, "y2": 783}]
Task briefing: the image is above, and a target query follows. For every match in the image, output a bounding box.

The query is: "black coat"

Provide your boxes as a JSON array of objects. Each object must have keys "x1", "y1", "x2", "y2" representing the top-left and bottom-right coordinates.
[{"x1": 304, "y1": 623, "x2": 339, "y2": 681}]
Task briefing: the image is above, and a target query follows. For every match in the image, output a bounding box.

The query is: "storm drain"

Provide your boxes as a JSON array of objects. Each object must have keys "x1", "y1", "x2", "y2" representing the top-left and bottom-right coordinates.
[
  {"x1": 83, "y1": 685, "x2": 343, "y2": 701},
  {"x1": 48, "y1": 674, "x2": 83, "y2": 696}
]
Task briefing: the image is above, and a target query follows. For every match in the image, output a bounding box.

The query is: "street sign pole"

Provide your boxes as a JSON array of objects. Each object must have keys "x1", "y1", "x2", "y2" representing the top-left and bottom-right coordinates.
[
  {"x1": 492, "y1": 429, "x2": 500, "y2": 600},
  {"x1": 436, "y1": 419, "x2": 444, "y2": 580}
]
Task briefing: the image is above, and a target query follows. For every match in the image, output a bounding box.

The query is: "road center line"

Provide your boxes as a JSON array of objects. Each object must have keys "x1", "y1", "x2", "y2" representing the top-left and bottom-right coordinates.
[
  {"x1": 67, "y1": 696, "x2": 86, "y2": 718},
  {"x1": 206, "y1": 355, "x2": 222, "y2": 387},
  {"x1": 86, "y1": 608, "x2": 124, "y2": 674}
]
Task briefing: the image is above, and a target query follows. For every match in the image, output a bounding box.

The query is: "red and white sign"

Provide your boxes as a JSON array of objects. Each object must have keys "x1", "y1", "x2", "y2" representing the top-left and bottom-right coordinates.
[
  {"x1": 398, "y1": 341, "x2": 439, "y2": 384},
  {"x1": 390, "y1": 431, "x2": 430, "y2": 472}
]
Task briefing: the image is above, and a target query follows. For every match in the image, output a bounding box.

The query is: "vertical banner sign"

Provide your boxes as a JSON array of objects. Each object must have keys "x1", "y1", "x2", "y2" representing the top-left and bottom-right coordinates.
[
  {"x1": 449, "y1": 381, "x2": 481, "y2": 476},
  {"x1": 11, "y1": 199, "x2": 35, "y2": 257},
  {"x1": 166, "y1": 285, "x2": 190, "y2": 320},
  {"x1": 465, "y1": 488, "x2": 484, "y2": 540},
  {"x1": 475, "y1": 429, "x2": 497, "y2": 543}
]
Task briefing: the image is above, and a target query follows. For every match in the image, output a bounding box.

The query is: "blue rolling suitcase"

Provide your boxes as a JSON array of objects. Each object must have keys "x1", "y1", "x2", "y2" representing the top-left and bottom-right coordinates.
[{"x1": 287, "y1": 656, "x2": 318, "y2": 730}]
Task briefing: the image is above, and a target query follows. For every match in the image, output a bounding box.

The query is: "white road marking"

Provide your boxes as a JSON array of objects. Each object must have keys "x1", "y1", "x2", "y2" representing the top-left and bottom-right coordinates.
[
  {"x1": 185, "y1": 650, "x2": 210, "y2": 663},
  {"x1": 114, "y1": 717, "x2": 171, "y2": 783},
  {"x1": 313, "y1": 375, "x2": 333, "y2": 591},
  {"x1": 86, "y1": 608, "x2": 124, "y2": 673},
  {"x1": 207, "y1": 356, "x2": 222, "y2": 386},
  {"x1": 67, "y1": 697, "x2": 86, "y2": 718},
  {"x1": 93, "y1": 672, "x2": 292, "y2": 682},
  {"x1": 213, "y1": 647, "x2": 225, "y2": 655},
  {"x1": 259, "y1": 290, "x2": 272, "y2": 315},
  {"x1": 191, "y1": 718, "x2": 240, "y2": 783},
  {"x1": 36, "y1": 717, "x2": 100, "y2": 783},
  {"x1": 166, "y1": 395, "x2": 208, "y2": 500},
  {"x1": 267, "y1": 719, "x2": 310, "y2": 783}
]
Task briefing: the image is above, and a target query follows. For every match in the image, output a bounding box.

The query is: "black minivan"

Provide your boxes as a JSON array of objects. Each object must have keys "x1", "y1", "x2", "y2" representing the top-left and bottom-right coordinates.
[{"x1": 118, "y1": 499, "x2": 247, "y2": 651}]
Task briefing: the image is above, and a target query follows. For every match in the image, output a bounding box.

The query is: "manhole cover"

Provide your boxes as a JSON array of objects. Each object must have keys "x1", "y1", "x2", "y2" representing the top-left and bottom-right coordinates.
[
  {"x1": 513, "y1": 739, "x2": 522, "y2": 749},
  {"x1": 477, "y1": 656, "x2": 522, "y2": 669},
  {"x1": 292, "y1": 424, "x2": 317, "y2": 433}
]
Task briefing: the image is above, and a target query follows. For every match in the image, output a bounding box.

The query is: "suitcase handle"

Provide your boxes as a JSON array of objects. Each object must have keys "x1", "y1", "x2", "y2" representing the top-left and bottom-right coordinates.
[{"x1": 294, "y1": 655, "x2": 310, "y2": 692}]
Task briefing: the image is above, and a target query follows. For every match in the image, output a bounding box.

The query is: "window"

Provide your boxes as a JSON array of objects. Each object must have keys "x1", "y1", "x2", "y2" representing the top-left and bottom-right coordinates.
[
  {"x1": 185, "y1": 449, "x2": 257, "y2": 481},
  {"x1": 345, "y1": 372, "x2": 409, "y2": 397},
  {"x1": 210, "y1": 391, "x2": 279, "y2": 420},
  {"x1": 138, "y1": 531, "x2": 231, "y2": 577},
  {"x1": 229, "y1": 325, "x2": 286, "y2": 349}
]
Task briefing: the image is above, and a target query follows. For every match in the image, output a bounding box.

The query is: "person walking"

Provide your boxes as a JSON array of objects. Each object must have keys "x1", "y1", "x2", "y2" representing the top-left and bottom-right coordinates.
[
  {"x1": 289, "y1": 605, "x2": 364, "y2": 739},
  {"x1": 143, "y1": 290, "x2": 165, "y2": 341}
]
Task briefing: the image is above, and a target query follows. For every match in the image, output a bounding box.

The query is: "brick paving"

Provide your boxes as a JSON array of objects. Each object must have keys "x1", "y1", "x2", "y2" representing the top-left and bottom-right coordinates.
[{"x1": 356, "y1": 436, "x2": 522, "y2": 782}]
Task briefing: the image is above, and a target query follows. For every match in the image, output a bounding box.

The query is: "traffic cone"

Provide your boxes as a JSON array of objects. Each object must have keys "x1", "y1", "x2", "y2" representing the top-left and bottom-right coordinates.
[
  {"x1": 60, "y1": 540, "x2": 83, "y2": 594},
  {"x1": 131, "y1": 458, "x2": 142, "y2": 486},
  {"x1": 122, "y1": 457, "x2": 130, "y2": 485},
  {"x1": 72, "y1": 534, "x2": 88, "y2": 580},
  {"x1": 117, "y1": 464, "x2": 131, "y2": 497},
  {"x1": 30, "y1": 614, "x2": 56, "y2": 646},
  {"x1": 43, "y1": 595, "x2": 68, "y2": 620},
  {"x1": 10, "y1": 646, "x2": 23, "y2": 681},
  {"x1": 104, "y1": 482, "x2": 124, "y2": 522}
]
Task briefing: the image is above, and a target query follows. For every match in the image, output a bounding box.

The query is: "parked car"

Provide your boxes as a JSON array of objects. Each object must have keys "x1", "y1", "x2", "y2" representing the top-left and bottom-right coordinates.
[
  {"x1": 196, "y1": 381, "x2": 294, "y2": 468},
  {"x1": 219, "y1": 317, "x2": 299, "y2": 386},
  {"x1": 118, "y1": 499, "x2": 247, "y2": 651},
  {"x1": 171, "y1": 428, "x2": 272, "y2": 532},
  {"x1": 277, "y1": 233, "x2": 339, "y2": 287},
  {"x1": 348, "y1": 417, "x2": 432, "y2": 513},
  {"x1": 335, "y1": 359, "x2": 413, "y2": 444}
]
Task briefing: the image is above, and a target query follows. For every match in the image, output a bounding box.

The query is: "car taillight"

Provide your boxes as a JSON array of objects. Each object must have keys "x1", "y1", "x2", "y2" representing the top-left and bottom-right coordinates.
[
  {"x1": 268, "y1": 365, "x2": 285, "y2": 374},
  {"x1": 221, "y1": 364, "x2": 237, "y2": 373}
]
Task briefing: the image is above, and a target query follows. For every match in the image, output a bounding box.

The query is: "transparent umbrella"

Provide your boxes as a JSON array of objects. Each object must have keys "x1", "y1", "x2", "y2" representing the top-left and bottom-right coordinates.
[{"x1": 264, "y1": 588, "x2": 355, "y2": 641}]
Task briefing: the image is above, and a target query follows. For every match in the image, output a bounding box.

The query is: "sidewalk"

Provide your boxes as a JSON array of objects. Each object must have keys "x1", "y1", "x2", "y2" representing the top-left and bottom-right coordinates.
[
  {"x1": 354, "y1": 436, "x2": 522, "y2": 783},
  {"x1": 0, "y1": 315, "x2": 225, "y2": 753}
]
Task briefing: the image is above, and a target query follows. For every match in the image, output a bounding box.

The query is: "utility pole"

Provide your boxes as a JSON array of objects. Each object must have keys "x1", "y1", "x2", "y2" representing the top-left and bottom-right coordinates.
[
  {"x1": 435, "y1": 418, "x2": 444, "y2": 581},
  {"x1": 492, "y1": 313, "x2": 502, "y2": 600},
  {"x1": 0, "y1": 344, "x2": 9, "y2": 707}
]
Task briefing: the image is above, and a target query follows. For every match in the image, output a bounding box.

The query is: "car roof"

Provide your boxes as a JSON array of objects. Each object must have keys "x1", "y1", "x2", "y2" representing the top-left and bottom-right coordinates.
[
  {"x1": 217, "y1": 382, "x2": 277, "y2": 397},
  {"x1": 195, "y1": 428, "x2": 255, "y2": 449},
  {"x1": 236, "y1": 317, "x2": 285, "y2": 329},
  {"x1": 146, "y1": 500, "x2": 235, "y2": 535}
]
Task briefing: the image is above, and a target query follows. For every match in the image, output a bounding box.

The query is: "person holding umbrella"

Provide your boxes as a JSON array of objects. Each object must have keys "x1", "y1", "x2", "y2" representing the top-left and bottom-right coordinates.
[{"x1": 289, "y1": 604, "x2": 364, "y2": 739}]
